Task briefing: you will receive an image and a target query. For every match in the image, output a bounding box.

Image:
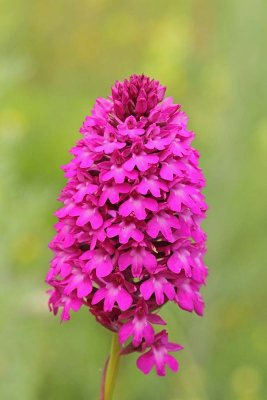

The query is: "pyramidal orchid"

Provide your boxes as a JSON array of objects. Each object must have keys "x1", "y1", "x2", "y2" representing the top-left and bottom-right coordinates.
[{"x1": 46, "y1": 74, "x2": 208, "y2": 399}]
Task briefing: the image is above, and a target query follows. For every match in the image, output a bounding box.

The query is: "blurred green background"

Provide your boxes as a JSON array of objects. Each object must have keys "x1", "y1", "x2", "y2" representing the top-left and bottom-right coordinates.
[{"x1": 1, "y1": 0, "x2": 267, "y2": 399}]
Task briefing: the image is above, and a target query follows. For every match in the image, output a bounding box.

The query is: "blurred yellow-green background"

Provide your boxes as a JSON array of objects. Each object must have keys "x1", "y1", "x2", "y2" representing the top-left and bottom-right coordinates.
[{"x1": 1, "y1": 1, "x2": 267, "y2": 399}]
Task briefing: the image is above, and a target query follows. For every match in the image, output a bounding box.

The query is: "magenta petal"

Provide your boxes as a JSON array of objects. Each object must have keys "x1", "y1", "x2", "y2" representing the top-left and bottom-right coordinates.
[
  {"x1": 160, "y1": 164, "x2": 174, "y2": 181},
  {"x1": 137, "y1": 351, "x2": 154, "y2": 375},
  {"x1": 70, "y1": 298, "x2": 83, "y2": 312},
  {"x1": 92, "y1": 288, "x2": 106, "y2": 305},
  {"x1": 76, "y1": 209, "x2": 92, "y2": 226},
  {"x1": 117, "y1": 288, "x2": 132, "y2": 311},
  {"x1": 98, "y1": 191, "x2": 108, "y2": 206},
  {"x1": 61, "y1": 304, "x2": 71, "y2": 321},
  {"x1": 95, "y1": 257, "x2": 113, "y2": 278},
  {"x1": 147, "y1": 314, "x2": 166, "y2": 325},
  {"x1": 165, "y1": 342, "x2": 184, "y2": 352},
  {"x1": 132, "y1": 228, "x2": 144, "y2": 242},
  {"x1": 135, "y1": 157, "x2": 149, "y2": 172},
  {"x1": 77, "y1": 277, "x2": 92, "y2": 297},
  {"x1": 140, "y1": 279, "x2": 154, "y2": 300},
  {"x1": 109, "y1": 190, "x2": 119, "y2": 204},
  {"x1": 80, "y1": 155, "x2": 93, "y2": 168},
  {"x1": 176, "y1": 290, "x2": 194, "y2": 312},
  {"x1": 80, "y1": 250, "x2": 93, "y2": 260},
  {"x1": 167, "y1": 253, "x2": 181, "y2": 273},
  {"x1": 113, "y1": 168, "x2": 126, "y2": 183},
  {"x1": 133, "y1": 203, "x2": 146, "y2": 220},
  {"x1": 144, "y1": 251, "x2": 157, "y2": 269},
  {"x1": 155, "y1": 286, "x2": 165, "y2": 305},
  {"x1": 104, "y1": 293, "x2": 117, "y2": 312},
  {"x1": 118, "y1": 200, "x2": 132, "y2": 217},
  {"x1": 123, "y1": 158, "x2": 136, "y2": 171},
  {"x1": 62, "y1": 234, "x2": 75, "y2": 248},
  {"x1": 106, "y1": 225, "x2": 120, "y2": 238},
  {"x1": 155, "y1": 364, "x2": 166, "y2": 377},
  {"x1": 90, "y1": 210, "x2": 103, "y2": 229},
  {"x1": 167, "y1": 250, "x2": 192, "y2": 276},
  {"x1": 143, "y1": 324, "x2": 155, "y2": 345},
  {"x1": 147, "y1": 218, "x2": 159, "y2": 238},
  {"x1": 132, "y1": 320, "x2": 146, "y2": 346},
  {"x1": 164, "y1": 282, "x2": 175, "y2": 301},
  {"x1": 135, "y1": 98, "x2": 147, "y2": 114},
  {"x1": 119, "y1": 322, "x2": 134, "y2": 344},
  {"x1": 144, "y1": 198, "x2": 158, "y2": 212},
  {"x1": 165, "y1": 355, "x2": 179, "y2": 372},
  {"x1": 194, "y1": 296, "x2": 205, "y2": 316},
  {"x1": 118, "y1": 253, "x2": 131, "y2": 271}
]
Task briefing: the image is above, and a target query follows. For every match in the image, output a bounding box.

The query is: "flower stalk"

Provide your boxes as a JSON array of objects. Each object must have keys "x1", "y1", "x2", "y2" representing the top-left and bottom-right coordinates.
[{"x1": 101, "y1": 333, "x2": 121, "y2": 400}]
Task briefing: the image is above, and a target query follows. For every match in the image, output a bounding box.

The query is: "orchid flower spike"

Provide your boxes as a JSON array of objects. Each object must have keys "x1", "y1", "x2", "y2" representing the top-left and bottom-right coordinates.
[{"x1": 46, "y1": 74, "x2": 208, "y2": 397}]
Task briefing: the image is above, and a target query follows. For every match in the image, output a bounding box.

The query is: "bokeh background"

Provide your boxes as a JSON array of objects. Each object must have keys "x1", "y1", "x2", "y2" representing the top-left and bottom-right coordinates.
[{"x1": 1, "y1": 0, "x2": 267, "y2": 399}]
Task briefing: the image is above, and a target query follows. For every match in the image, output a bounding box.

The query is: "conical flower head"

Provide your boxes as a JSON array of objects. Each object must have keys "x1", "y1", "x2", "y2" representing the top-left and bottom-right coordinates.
[{"x1": 46, "y1": 74, "x2": 208, "y2": 375}]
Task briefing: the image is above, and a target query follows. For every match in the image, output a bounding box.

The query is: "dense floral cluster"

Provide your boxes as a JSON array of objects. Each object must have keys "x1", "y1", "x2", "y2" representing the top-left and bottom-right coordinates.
[{"x1": 46, "y1": 74, "x2": 208, "y2": 376}]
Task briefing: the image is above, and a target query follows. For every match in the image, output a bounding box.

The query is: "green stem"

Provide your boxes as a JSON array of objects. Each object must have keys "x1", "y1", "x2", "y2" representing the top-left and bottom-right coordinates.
[{"x1": 102, "y1": 333, "x2": 121, "y2": 400}]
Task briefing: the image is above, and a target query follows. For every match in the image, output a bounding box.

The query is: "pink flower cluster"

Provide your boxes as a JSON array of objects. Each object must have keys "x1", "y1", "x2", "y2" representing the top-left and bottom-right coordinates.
[{"x1": 46, "y1": 75, "x2": 208, "y2": 376}]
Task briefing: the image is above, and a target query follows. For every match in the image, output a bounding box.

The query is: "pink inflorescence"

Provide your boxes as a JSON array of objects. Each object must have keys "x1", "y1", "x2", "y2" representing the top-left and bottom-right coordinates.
[{"x1": 46, "y1": 74, "x2": 208, "y2": 376}]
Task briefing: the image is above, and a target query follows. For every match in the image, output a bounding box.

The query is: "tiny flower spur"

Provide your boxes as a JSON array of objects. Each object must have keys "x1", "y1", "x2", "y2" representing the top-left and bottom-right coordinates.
[{"x1": 46, "y1": 74, "x2": 208, "y2": 399}]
